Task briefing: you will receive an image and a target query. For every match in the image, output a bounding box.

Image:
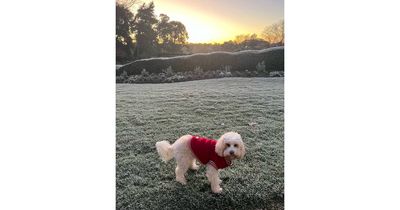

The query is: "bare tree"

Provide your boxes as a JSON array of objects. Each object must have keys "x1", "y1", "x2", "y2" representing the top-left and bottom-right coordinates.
[
  {"x1": 262, "y1": 20, "x2": 284, "y2": 46},
  {"x1": 116, "y1": 0, "x2": 141, "y2": 10},
  {"x1": 234, "y1": 33, "x2": 258, "y2": 44}
]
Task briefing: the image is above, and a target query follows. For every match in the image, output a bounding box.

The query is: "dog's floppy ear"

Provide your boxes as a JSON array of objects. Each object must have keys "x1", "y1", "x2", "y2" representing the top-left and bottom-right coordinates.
[
  {"x1": 215, "y1": 135, "x2": 225, "y2": 157},
  {"x1": 238, "y1": 141, "x2": 246, "y2": 159}
]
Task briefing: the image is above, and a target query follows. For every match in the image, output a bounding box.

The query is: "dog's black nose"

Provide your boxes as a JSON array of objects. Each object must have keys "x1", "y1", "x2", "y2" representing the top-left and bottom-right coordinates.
[{"x1": 230, "y1": 151, "x2": 234, "y2": 155}]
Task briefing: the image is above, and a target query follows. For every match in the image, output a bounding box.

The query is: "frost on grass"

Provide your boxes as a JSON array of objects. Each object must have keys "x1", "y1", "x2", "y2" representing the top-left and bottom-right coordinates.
[{"x1": 116, "y1": 77, "x2": 284, "y2": 210}]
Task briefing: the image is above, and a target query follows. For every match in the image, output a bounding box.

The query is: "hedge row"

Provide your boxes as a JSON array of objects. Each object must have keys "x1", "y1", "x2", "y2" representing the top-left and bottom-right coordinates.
[
  {"x1": 116, "y1": 46, "x2": 284, "y2": 76},
  {"x1": 116, "y1": 67, "x2": 284, "y2": 84}
]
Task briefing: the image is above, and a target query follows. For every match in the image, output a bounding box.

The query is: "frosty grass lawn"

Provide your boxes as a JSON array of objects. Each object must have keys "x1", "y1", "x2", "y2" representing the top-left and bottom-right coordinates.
[{"x1": 116, "y1": 77, "x2": 284, "y2": 210}]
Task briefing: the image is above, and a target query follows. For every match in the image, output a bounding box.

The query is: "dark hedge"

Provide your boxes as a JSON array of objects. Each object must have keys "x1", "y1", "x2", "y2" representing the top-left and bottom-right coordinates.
[{"x1": 117, "y1": 46, "x2": 284, "y2": 76}]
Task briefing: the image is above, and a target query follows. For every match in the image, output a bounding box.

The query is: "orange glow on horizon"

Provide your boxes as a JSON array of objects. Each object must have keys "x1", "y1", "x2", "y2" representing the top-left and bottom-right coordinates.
[
  {"x1": 140, "y1": 0, "x2": 283, "y2": 44},
  {"x1": 151, "y1": 2, "x2": 239, "y2": 43}
]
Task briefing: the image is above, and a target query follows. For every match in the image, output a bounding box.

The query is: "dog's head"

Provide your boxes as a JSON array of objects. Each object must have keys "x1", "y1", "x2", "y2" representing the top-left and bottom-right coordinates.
[{"x1": 215, "y1": 132, "x2": 245, "y2": 160}]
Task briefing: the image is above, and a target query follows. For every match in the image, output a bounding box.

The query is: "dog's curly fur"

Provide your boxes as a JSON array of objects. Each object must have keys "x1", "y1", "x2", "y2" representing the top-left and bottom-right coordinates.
[{"x1": 155, "y1": 132, "x2": 245, "y2": 193}]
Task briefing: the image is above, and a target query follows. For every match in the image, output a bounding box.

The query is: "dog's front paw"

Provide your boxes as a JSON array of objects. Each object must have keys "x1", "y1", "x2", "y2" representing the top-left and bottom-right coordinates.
[{"x1": 212, "y1": 186, "x2": 223, "y2": 193}]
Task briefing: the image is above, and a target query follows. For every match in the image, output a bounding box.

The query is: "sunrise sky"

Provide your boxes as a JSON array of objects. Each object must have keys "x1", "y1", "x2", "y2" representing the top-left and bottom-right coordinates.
[{"x1": 142, "y1": 0, "x2": 284, "y2": 43}]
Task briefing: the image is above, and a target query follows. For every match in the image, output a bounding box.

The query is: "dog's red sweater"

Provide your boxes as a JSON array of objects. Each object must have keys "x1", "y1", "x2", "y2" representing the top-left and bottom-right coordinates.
[{"x1": 189, "y1": 136, "x2": 231, "y2": 169}]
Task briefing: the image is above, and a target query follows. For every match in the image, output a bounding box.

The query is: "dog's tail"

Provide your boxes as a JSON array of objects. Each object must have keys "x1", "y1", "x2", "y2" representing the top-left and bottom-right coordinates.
[{"x1": 155, "y1": 140, "x2": 174, "y2": 162}]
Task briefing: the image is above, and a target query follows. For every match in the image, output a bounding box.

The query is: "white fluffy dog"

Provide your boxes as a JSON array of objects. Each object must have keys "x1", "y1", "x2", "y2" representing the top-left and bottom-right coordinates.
[{"x1": 155, "y1": 132, "x2": 245, "y2": 193}]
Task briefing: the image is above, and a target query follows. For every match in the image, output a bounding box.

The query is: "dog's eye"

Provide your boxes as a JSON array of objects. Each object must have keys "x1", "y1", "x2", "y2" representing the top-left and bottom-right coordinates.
[
  {"x1": 226, "y1": 143, "x2": 230, "y2": 147},
  {"x1": 234, "y1": 144, "x2": 238, "y2": 147}
]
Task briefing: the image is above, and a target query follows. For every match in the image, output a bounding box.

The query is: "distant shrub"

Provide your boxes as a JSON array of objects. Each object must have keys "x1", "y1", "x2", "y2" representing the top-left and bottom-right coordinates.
[
  {"x1": 183, "y1": 71, "x2": 193, "y2": 80},
  {"x1": 162, "y1": 66, "x2": 174, "y2": 77},
  {"x1": 217, "y1": 71, "x2": 222, "y2": 78},
  {"x1": 126, "y1": 75, "x2": 138, "y2": 83},
  {"x1": 165, "y1": 73, "x2": 185, "y2": 83},
  {"x1": 116, "y1": 71, "x2": 128, "y2": 83},
  {"x1": 244, "y1": 69, "x2": 251, "y2": 77},
  {"x1": 149, "y1": 73, "x2": 162, "y2": 83},
  {"x1": 256, "y1": 61, "x2": 265, "y2": 72},
  {"x1": 269, "y1": 71, "x2": 284, "y2": 77},
  {"x1": 220, "y1": 66, "x2": 232, "y2": 77},
  {"x1": 204, "y1": 70, "x2": 216, "y2": 78},
  {"x1": 232, "y1": 71, "x2": 244, "y2": 77},
  {"x1": 256, "y1": 61, "x2": 268, "y2": 76},
  {"x1": 193, "y1": 66, "x2": 204, "y2": 80},
  {"x1": 141, "y1": 69, "x2": 149, "y2": 77},
  {"x1": 222, "y1": 65, "x2": 231, "y2": 72}
]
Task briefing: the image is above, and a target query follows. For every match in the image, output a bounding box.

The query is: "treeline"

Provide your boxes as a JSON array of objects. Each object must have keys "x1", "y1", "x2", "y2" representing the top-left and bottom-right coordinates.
[
  {"x1": 187, "y1": 37, "x2": 269, "y2": 54},
  {"x1": 116, "y1": 1, "x2": 189, "y2": 63},
  {"x1": 116, "y1": 1, "x2": 284, "y2": 64}
]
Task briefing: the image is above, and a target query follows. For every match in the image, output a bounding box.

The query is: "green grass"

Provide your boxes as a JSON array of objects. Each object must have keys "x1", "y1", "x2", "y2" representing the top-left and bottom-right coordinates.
[{"x1": 116, "y1": 77, "x2": 284, "y2": 210}]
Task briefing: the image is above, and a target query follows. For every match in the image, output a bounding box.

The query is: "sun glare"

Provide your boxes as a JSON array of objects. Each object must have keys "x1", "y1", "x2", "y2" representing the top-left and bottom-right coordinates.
[
  {"x1": 178, "y1": 16, "x2": 233, "y2": 43},
  {"x1": 151, "y1": 1, "x2": 237, "y2": 43},
  {"x1": 139, "y1": 0, "x2": 284, "y2": 43}
]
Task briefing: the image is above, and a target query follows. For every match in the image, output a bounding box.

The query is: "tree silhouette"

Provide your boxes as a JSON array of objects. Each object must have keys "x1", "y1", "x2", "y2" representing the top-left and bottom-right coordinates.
[
  {"x1": 262, "y1": 20, "x2": 284, "y2": 46},
  {"x1": 133, "y1": 2, "x2": 159, "y2": 58},
  {"x1": 116, "y1": 3, "x2": 135, "y2": 60},
  {"x1": 116, "y1": 0, "x2": 141, "y2": 9},
  {"x1": 156, "y1": 14, "x2": 189, "y2": 55},
  {"x1": 234, "y1": 33, "x2": 258, "y2": 44}
]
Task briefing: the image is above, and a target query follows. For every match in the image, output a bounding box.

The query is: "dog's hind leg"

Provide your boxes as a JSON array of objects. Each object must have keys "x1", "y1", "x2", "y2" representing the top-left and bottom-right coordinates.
[
  {"x1": 190, "y1": 159, "x2": 200, "y2": 170},
  {"x1": 175, "y1": 157, "x2": 191, "y2": 185}
]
